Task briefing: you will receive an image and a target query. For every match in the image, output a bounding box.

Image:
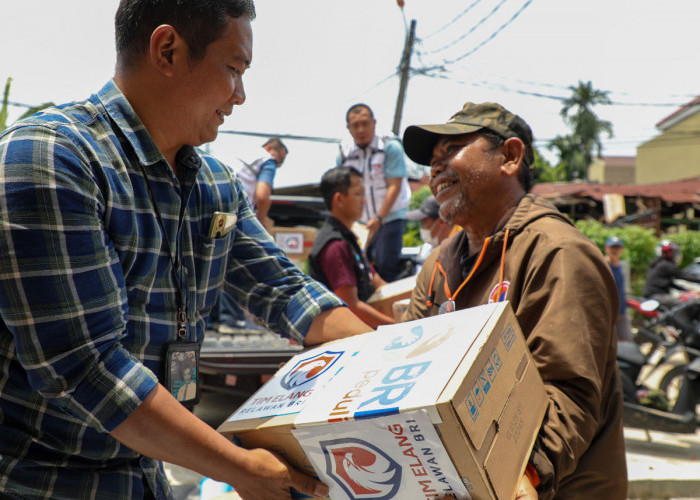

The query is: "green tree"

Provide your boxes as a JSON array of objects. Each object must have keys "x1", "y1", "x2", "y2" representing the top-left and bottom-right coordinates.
[
  {"x1": 557, "y1": 80, "x2": 614, "y2": 180},
  {"x1": 403, "y1": 185, "x2": 431, "y2": 247},
  {"x1": 531, "y1": 146, "x2": 565, "y2": 184},
  {"x1": 548, "y1": 134, "x2": 587, "y2": 181}
]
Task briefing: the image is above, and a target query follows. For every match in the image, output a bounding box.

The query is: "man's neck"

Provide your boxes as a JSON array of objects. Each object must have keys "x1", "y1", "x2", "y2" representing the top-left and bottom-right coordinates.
[
  {"x1": 114, "y1": 72, "x2": 180, "y2": 169},
  {"x1": 330, "y1": 211, "x2": 354, "y2": 231},
  {"x1": 465, "y1": 203, "x2": 520, "y2": 256}
]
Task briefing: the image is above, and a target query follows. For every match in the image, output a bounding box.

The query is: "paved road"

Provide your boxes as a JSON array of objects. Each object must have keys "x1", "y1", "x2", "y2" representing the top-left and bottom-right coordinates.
[{"x1": 164, "y1": 390, "x2": 700, "y2": 500}]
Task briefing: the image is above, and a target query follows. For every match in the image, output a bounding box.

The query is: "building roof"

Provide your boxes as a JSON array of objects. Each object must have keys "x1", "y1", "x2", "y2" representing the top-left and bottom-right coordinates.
[
  {"x1": 599, "y1": 156, "x2": 636, "y2": 167},
  {"x1": 656, "y1": 95, "x2": 700, "y2": 130},
  {"x1": 531, "y1": 177, "x2": 700, "y2": 204}
]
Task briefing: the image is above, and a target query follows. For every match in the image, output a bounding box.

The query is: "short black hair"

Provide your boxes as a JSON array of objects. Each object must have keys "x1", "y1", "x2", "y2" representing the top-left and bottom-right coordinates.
[
  {"x1": 345, "y1": 103, "x2": 374, "y2": 123},
  {"x1": 479, "y1": 129, "x2": 532, "y2": 193},
  {"x1": 115, "y1": 0, "x2": 256, "y2": 68},
  {"x1": 320, "y1": 166, "x2": 362, "y2": 210}
]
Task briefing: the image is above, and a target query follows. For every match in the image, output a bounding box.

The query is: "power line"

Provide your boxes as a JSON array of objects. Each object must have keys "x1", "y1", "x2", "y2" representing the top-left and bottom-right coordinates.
[
  {"x1": 424, "y1": 71, "x2": 687, "y2": 108},
  {"x1": 440, "y1": 0, "x2": 534, "y2": 66},
  {"x1": 217, "y1": 130, "x2": 340, "y2": 144},
  {"x1": 422, "y1": 0, "x2": 485, "y2": 40},
  {"x1": 418, "y1": 0, "x2": 510, "y2": 56}
]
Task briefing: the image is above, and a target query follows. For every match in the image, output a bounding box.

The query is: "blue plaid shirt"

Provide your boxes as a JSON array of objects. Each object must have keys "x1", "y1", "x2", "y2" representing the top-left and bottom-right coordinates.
[{"x1": 0, "y1": 80, "x2": 343, "y2": 500}]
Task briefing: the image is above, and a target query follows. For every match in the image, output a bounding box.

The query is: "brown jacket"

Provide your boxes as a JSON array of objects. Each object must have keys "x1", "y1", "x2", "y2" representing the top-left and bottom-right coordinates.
[{"x1": 404, "y1": 195, "x2": 627, "y2": 499}]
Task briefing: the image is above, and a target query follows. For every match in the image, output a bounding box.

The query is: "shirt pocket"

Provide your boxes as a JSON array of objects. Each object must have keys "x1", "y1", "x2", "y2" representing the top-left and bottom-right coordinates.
[{"x1": 192, "y1": 232, "x2": 233, "y2": 313}]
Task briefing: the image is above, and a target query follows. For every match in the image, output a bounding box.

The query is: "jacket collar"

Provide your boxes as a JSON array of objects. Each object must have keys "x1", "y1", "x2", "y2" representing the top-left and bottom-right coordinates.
[{"x1": 437, "y1": 194, "x2": 570, "y2": 292}]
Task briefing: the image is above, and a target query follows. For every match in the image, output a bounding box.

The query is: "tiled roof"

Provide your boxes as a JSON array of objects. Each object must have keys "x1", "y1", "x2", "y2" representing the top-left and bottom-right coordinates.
[{"x1": 531, "y1": 177, "x2": 700, "y2": 204}]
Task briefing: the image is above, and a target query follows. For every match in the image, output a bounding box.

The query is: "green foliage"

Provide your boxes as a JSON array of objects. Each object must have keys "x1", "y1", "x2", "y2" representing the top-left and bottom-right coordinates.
[
  {"x1": 549, "y1": 80, "x2": 614, "y2": 181},
  {"x1": 667, "y1": 231, "x2": 700, "y2": 268},
  {"x1": 403, "y1": 185, "x2": 431, "y2": 247},
  {"x1": 575, "y1": 220, "x2": 700, "y2": 295},
  {"x1": 0, "y1": 77, "x2": 11, "y2": 132},
  {"x1": 531, "y1": 147, "x2": 566, "y2": 184}
]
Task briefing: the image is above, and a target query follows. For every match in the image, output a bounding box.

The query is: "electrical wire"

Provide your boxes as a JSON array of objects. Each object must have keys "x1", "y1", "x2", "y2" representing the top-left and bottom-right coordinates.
[
  {"x1": 422, "y1": 0, "x2": 485, "y2": 40},
  {"x1": 440, "y1": 0, "x2": 534, "y2": 65},
  {"x1": 418, "y1": 0, "x2": 510, "y2": 56},
  {"x1": 217, "y1": 130, "x2": 340, "y2": 144}
]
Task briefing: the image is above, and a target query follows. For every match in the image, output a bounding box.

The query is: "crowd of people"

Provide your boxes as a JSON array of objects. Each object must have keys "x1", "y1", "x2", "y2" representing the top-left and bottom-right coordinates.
[{"x1": 2, "y1": 1, "x2": 678, "y2": 499}]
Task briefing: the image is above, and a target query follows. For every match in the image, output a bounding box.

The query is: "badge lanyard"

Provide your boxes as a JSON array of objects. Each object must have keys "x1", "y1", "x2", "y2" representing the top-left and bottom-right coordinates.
[
  {"x1": 139, "y1": 164, "x2": 188, "y2": 337},
  {"x1": 139, "y1": 164, "x2": 200, "y2": 406},
  {"x1": 427, "y1": 229, "x2": 510, "y2": 314}
]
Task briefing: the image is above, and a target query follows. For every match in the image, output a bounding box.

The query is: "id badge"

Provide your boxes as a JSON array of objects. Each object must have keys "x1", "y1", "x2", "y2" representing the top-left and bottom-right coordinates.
[{"x1": 164, "y1": 341, "x2": 201, "y2": 407}]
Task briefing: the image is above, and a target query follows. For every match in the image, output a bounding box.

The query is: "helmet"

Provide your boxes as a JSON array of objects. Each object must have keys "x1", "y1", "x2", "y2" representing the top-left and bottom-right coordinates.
[{"x1": 656, "y1": 239, "x2": 682, "y2": 265}]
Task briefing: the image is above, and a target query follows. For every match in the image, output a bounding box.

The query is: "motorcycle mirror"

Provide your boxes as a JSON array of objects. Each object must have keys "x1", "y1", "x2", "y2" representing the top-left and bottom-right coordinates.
[{"x1": 640, "y1": 299, "x2": 660, "y2": 312}]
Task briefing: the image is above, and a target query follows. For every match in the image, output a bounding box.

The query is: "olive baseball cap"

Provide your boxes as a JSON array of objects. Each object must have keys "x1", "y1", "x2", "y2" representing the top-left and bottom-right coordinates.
[{"x1": 403, "y1": 102, "x2": 535, "y2": 167}]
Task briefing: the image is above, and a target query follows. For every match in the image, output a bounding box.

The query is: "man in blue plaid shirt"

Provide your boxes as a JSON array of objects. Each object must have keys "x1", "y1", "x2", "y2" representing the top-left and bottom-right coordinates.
[{"x1": 0, "y1": 1, "x2": 371, "y2": 499}]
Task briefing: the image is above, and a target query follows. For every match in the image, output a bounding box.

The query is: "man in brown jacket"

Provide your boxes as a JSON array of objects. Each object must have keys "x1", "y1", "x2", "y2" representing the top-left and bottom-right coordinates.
[{"x1": 401, "y1": 102, "x2": 627, "y2": 499}]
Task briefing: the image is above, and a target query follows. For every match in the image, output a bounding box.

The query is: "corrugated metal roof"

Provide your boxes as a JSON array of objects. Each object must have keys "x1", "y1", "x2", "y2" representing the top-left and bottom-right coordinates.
[{"x1": 531, "y1": 177, "x2": 700, "y2": 204}]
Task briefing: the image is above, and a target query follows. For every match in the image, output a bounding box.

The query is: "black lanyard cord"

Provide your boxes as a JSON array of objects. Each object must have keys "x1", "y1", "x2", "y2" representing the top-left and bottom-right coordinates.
[{"x1": 138, "y1": 164, "x2": 188, "y2": 340}]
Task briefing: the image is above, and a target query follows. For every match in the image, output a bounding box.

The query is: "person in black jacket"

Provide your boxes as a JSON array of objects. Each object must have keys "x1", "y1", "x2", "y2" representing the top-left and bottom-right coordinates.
[
  {"x1": 643, "y1": 239, "x2": 700, "y2": 307},
  {"x1": 308, "y1": 166, "x2": 395, "y2": 328}
]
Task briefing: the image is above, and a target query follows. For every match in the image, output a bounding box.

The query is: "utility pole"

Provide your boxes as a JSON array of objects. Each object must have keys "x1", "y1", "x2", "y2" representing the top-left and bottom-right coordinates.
[{"x1": 392, "y1": 19, "x2": 416, "y2": 136}]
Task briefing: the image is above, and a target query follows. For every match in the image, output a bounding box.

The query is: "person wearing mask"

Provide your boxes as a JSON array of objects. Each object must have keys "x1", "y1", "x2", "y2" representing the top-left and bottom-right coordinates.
[
  {"x1": 308, "y1": 166, "x2": 396, "y2": 329},
  {"x1": 337, "y1": 103, "x2": 411, "y2": 282},
  {"x1": 401, "y1": 101, "x2": 627, "y2": 499},
  {"x1": 406, "y1": 194, "x2": 454, "y2": 273},
  {"x1": 0, "y1": 2, "x2": 371, "y2": 499}
]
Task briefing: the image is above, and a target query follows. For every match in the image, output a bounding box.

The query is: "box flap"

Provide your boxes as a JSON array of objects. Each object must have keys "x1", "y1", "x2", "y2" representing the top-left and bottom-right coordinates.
[
  {"x1": 483, "y1": 355, "x2": 547, "y2": 500},
  {"x1": 295, "y1": 304, "x2": 499, "y2": 426},
  {"x1": 450, "y1": 303, "x2": 525, "y2": 451},
  {"x1": 217, "y1": 334, "x2": 371, "y2": 434}
]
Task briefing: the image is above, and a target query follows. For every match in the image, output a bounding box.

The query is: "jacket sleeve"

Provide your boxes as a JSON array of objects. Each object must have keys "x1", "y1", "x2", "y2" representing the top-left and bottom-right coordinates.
[{"x1": 517, "y1": 234, "x2": 619, "y2": 498}]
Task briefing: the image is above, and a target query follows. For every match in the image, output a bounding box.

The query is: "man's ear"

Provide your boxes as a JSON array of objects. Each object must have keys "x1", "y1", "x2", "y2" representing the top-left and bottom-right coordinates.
[
  {"x1": 332, "y1": 191, "x2": 344, "y2": 211},
  {"x1": 149, "y1": 25, "x2": 184, "y2": 77},
  {"x1": 501, "y1": 137, "x2": 526, "y2": 177}
]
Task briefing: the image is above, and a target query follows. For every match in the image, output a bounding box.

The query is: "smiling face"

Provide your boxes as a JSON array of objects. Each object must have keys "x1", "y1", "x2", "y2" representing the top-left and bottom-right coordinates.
[
  {"x1": 429, "y1": 132, "x2": 504, "y2": 228},
  {"x1": 177, "y1": 15, "x2": 252, "y2": 147}
]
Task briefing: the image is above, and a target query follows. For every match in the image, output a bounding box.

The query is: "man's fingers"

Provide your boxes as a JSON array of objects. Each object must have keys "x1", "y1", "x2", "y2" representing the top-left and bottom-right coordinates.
[{"x1": 288, "y1": 468, "x2": 329, "y2": 498}]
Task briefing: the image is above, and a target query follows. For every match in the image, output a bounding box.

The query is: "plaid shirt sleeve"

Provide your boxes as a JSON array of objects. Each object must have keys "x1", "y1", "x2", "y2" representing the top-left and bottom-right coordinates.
[
  {"x1": 0, "y1": 121, "x2": 158, "y2": 434},
  {"x1": 200, "y1": 156, "x2": 345, "y2": 344}
]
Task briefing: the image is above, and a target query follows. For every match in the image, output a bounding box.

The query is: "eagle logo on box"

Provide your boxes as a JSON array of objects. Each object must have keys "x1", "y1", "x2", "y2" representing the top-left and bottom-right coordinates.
[
  {"x1": 321, "y1": 438, "x2": 402, "y2": 500},
  {"x1": 280, "y1": 351, "x2": 344, "y2": 390}
]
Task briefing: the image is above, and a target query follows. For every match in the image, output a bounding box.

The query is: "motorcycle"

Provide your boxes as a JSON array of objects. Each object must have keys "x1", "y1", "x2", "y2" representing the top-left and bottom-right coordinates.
[{"x1": 618, "y1": 300, "x2": 700, "y2": 433}]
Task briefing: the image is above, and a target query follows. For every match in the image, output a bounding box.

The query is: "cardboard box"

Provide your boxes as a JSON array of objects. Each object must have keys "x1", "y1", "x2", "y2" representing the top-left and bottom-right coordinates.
[
  {"x1": 217, "y1": 334, "x2": 372, "y2": 479},
  {"x1": 270, "y1": 226, "x2": 317, "y2": 265},
  {"x1": 219, "y1": 302, "x2": 547, "y2": 500},
  {"x1": 366, "y1": 275, "x2": 417, "y2": 317},
  {"x1": 293, "y1": 409, "x2": 469, "y2": 498}
]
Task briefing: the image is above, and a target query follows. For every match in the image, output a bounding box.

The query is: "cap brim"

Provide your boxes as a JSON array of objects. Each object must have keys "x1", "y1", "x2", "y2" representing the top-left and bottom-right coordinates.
[
  {"x1": 403, "y1": 123, "x2": 483, "y2": 166},
  {"x1": 406, "y1": 208, "x2": 428, "y2": 221}
]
